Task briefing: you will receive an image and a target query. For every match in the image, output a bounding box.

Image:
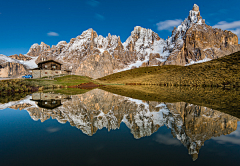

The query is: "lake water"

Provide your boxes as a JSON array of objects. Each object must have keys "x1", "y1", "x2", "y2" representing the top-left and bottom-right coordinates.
[{"x1": 0, "y1": 88, "x2": 240, "y2": 166}]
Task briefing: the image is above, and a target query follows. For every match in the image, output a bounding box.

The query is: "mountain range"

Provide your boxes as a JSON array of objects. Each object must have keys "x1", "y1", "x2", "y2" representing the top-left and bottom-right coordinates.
[{"x1": 0, "y1": 4, "x2": 240, "y2": 79}]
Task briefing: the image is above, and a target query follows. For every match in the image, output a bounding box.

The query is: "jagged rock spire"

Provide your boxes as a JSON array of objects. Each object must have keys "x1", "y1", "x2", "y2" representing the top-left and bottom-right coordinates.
[{"x1": 192, "y1": 4, "x2": 199, "y2": 12}]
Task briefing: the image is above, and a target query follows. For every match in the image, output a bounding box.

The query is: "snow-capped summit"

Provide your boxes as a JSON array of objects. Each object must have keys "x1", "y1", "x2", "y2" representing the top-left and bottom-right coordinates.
[
  {"x1": 166, "y1": 4, "x2": 205, "y2": 49},
  {"x1": 123, "y1": 26, "x2": 162, "y2": 53}
]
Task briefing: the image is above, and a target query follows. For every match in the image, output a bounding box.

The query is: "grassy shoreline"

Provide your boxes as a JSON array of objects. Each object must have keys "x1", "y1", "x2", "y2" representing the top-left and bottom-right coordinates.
[
  {"x1": 0, "y1": 75, "x2": 101, "y2": 94},
  {"x1": 100, "y1": 85, "x2": 240, "y2": 118}
]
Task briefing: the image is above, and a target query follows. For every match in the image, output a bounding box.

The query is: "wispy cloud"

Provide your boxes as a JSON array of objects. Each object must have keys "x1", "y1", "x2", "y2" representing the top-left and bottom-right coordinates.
[
  {"x1": 231, "y1": 28, "x2": 240, "y2": 37},
  {"x1": 86, "y1": 0, "x2": 100, "y2": 7},
  {"x1": 213, "y1": 20, "x2": 240, "y2": 29},
  {"x1": 212, "y1": 135, "x2": 240, "y2": 145},
  {"x1": 95, "y1": 13, "x2": 105, "y2": 20},
  {"x1": 154, "y1": 133, "x2": 181, "y2": 146},
  {"x1": 156, "y1": 19, "x2": 182, "y2": 31},
  {"x1": 212, "y1": 123, "x2": 240, "y2": 145},
  {"x1": 213, "y1": 20, "x2": 240, "y2": 43},
  {"x1": 46, "y1": 127, "x2": 61, "y2": 133},
  {"x1": 47, "y1": 31, "x2": 59, "y2": 36}
]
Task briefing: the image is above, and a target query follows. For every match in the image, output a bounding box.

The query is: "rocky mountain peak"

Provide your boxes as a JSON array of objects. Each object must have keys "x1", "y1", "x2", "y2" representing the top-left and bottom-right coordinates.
[
  {"x1": 27, "y1": 42, "x2": 50, "y2": 57},
  {"x1": 123, "y1": 26, "x2": 162, "y2": 52},
  {"x1": 192, "y1": 4, "x2": 199, "y2": 12},
  {"x1": 164, "y1": 4, "x2": 240, "y2": 66},
  {"x1": 188, "y1": 4, "x2": 202, "y2": 25}
]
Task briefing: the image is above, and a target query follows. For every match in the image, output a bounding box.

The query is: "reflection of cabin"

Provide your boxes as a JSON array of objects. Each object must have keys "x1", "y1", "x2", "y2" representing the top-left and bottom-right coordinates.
[
  {"x1": 31, "y1": 60, "x2": 71, "y2": 78},
  {"x1": 31, "y1": 92, "x2": 71, "y2": 109},
  {"x1": 36, "y1": 99, "x2": 62, "y2": 109}
]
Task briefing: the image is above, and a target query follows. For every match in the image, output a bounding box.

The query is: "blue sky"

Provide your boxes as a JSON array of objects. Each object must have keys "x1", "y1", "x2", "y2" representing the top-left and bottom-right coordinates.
[{"x1": 0, "y1": 0, "x2": 240, "y2": 56}]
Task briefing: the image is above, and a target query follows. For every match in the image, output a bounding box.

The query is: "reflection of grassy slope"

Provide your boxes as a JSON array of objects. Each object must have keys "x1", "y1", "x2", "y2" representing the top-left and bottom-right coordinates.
[
  {"x1": 98, "y1": 51, "x2": 240, "y2": 86},
  {"x1": 44, "y1": 88, "x2": 91, "y2": 95},
  {"x1": 101, "y1": 85, "x2": 240, "y2": 118},
  {"x1": 26, "y1": 75, "x2": 99, "y2": 87}
]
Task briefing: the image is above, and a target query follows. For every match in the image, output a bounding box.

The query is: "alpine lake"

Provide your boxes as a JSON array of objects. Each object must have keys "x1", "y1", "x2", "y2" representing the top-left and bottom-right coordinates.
[{"x1": 0, "y1": 85, "x2": 240, "y2": 166}]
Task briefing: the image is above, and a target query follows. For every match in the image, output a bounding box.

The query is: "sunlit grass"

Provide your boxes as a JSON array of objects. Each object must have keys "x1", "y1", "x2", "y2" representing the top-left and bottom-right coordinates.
[{"x1": 98, "y1": 51, "x2": 240, "y2": 87}]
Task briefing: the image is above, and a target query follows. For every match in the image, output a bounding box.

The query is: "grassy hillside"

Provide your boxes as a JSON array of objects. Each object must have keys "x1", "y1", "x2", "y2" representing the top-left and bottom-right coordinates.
[
  {"x1": 98, "y1": 51, "x2": 240, "y2": 87},
  {"x1": 100, "y1": 85, "x2": 240, "y2": 118}
]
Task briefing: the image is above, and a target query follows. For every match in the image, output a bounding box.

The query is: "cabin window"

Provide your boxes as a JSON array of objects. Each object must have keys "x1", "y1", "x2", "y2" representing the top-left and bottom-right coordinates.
[
  {"x1": 45, "y1": 102, "x2": 48, "y2": 104},
  {"x1": 52, "y1": 66, "x2": 56, "y2": 69},
  {"x1": 45, "y1": 65, "x2": 47, "y2": 68}
]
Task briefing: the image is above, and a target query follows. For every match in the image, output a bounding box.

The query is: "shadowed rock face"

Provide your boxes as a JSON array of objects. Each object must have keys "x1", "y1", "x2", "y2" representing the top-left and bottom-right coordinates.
[
  {"x1": 24, "y1": 4, "x2": 240, "y2": 79},
  {"x1": 5, "y1": 89, "x2": 238, "y2": 161},
  {"x1": 0, "y1": 62, "x2": 29, "y2": 77},
  {"x1": 0, "y1": 54, "x2": 33, "y2": 77}
]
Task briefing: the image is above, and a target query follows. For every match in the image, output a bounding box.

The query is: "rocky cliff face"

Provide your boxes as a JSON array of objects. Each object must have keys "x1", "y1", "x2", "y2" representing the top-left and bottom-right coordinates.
[
  {"x1": 9, "y1": 54, "x2": 32, "y2": 61},
  {"x1": 0, "y1": 54, "x2": 37, "y2": 77},
  {"x1": 164, "y1": 4, "x2": 240, "y2": 65},
  {"x1": 1, "y1": 4, "x2": 239, "y2": 79},
  {"x1": 0, "y1": 56, "x2": 29, "y2": 77},
  {"x1": 5, "y1": 89, "x2": 238, "y2": 160}
]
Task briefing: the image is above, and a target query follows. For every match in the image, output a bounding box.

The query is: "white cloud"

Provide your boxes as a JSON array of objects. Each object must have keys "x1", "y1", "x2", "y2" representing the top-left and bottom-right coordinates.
[
  {"x1": 213, "y1": 20, "x2": 240, "y2": 43},
  {"x1": 95, "y1": 13, "x2": 105, "y2": 20},
  {"x1": 213, "y1": 20, "x2": 240, "y2": 30},
  {"x1": 156, "y1": 19, "x2": 182, "y2": 31},
  {"x1": 47, "y1": 32, "x2": 59, "y2": 37},
  {"x1": 212, "y1": 135, "x2": 240, "y2": 145},
  {"x1": 86, "y1": 0, "x2": 99, "y2": 7},
  {"x1": 154, "y1": 133, "x2": 181, "y2": 146},
  {"x1": 212, "y1": 123, "x2": 240, "y2": 145},
  {"x1": 230, "y1": 28, "x2": 240, "y2": 37},
  {"x1": 46, "y1": 127, "x2": 61, "y2": 133}
]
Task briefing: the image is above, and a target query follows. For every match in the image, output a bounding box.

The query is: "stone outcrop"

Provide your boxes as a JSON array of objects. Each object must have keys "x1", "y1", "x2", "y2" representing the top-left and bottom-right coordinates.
[
  {"x1": 0, "y1": 61, "x2": 29, "y2": 77},
  {"x1": 9, "y1": 54, "x2": 32, "y2": 61},
  {"x1": 0, "y1": 54, "x2": 33, "y2": 77}
]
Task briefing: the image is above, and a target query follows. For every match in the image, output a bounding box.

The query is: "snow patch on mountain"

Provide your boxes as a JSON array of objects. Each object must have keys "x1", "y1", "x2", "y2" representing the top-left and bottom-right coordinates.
[
  {"x1": 0, "y1": 54, "x2": 37, "y2": 69},
  {"x1": 185, "y1": 57, "x2": 212, "y2": 66}
]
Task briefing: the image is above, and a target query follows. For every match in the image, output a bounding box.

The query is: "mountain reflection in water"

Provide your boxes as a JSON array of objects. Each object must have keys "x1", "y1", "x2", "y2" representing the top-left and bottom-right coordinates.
[{"x1": 1, "y1": 89, "x2": 239, "y2": 161}]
